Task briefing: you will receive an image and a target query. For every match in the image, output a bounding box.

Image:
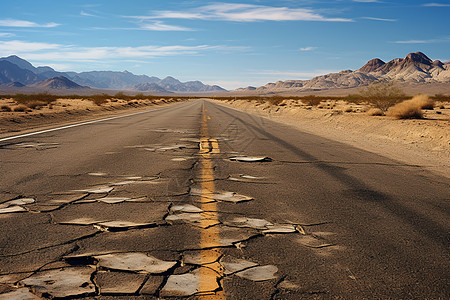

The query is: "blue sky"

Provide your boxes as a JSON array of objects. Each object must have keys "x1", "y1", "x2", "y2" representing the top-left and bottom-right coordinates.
[{"x1": 0, "y1": 0, "x2": 449, "y2": 89}]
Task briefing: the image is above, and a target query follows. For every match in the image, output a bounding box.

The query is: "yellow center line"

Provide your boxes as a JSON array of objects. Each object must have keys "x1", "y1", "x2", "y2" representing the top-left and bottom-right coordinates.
[{"x1": 198, "y1": 102, "x2": 225, "y2": 299}]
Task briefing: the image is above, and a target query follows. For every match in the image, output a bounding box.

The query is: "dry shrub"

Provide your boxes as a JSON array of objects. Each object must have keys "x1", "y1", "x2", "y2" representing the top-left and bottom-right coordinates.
[
  {"x1": 386, "y1": 95, "x2": 433, "y2": 119},
  {"x1": 13, "y1": 104, "x2": 29, "y2": 112},
  {"x1": 1, "y1": 105, "x2": 12, "y2": 112},
  {"x1": 26, "y1": 100, "x2": 47, "y2": 109},
  {"x1": 302, "y1": 95, "x2": 323, "y2": 106},
  {"x1": 411, "y1": 94, "x2": 434, "y2": 110},
  {"x1": 367, "y1": 108, "x2": 384, "y2": 116},
  {"x1": 89, "y1": 94, "x2": 109, "y2": 106},
  {"x1": 344, "y1": 106, "x2": 353, "y2": 112},
  {"x1": 266, "y1": 96, "x2": 284, "y2": 106},
  {"x1": 360, "y1": 81, "x2": 406, "y2": 111}
]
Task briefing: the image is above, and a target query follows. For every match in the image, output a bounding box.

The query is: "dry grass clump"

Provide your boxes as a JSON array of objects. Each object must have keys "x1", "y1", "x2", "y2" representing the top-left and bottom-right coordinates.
[
  {"x1": 13, "y1": 93, "x2": 59, "y2": 105},
  {"x1": 88, "y1": 94, "x2": 109, "y2": 106},
  {"x1": 13, "y1": 104, "x2": 30, "y2": 112},
  {"x1": 1, "y1": 105, "x2": 12, "y2": 112},
  {"x1": 367, "y1": 108, "x2": 384, "y2": 116},
  {"x1": 302, "y1": 95, "x2": 323, "y2": 106},
  {"x1": 26, "y1": 100, "x2": 48, "y2": 109},
  {"x1": 412, "y1": 94, "x2": 435, "y2": 110},
  {"x1": 266, "y1": 96, "x2": 284, "y2": 106},
  {"x1": 386, "y1": 95, "x2": 433, "y2": 119},
  {"x1": 344, "y1": 106, "x2": 353, "y2": 112}
]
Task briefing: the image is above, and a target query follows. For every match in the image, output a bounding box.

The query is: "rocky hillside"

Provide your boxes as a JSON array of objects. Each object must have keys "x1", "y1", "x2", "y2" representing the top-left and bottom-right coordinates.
[
  {"x1": 237, "y1": 52, "x2": 450, "y2": 93},
  {"x1": 30, "y1": 76, "x2": 88, "y2": 89}
]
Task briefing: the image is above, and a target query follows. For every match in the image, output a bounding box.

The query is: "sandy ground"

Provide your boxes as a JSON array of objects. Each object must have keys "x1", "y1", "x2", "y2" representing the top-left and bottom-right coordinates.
[
  {"x1": 0, "y1": 97, "x2": 182, "y2": 139},
  {"x1": 214, "y1": 99, "x2": 450, "y2": 178}
]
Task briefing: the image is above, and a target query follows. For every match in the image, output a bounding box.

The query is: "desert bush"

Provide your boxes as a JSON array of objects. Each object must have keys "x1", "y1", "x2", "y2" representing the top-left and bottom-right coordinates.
[
  {"x1": 360, "y1": 81, "x2": 407, "y2": 111},
  {"x1": 411, "y1": 94, "x2": 434, "y2": 109},
  {"x1": 88, "y1": 94, "x2": 109, "y2": 106},
  {"x1": 345, "y1": 94, "x2": 363, "y2": 104},
  {"x1": 344, "y1": 106, "x2": 353, "y2": 112},
  {"x1": 134, "y1": 93, "x2": 148, "y2": 100},
  {"x1": 367, "y1": 108, "x2": 384, "y2": 116},
  {"x1": 26, "y1": 100, "x2": 47, "y2": 109},
  {"x1": 386, "y1": 95, "x2": 431, "y2": 119},
  {"x1": 13, "y1": 104, "x2": 29, "y2": 112},
  {"x1": 432, "y1": 94, "x2": 450, "y2": 102},
  {"x1": 13, "y1": 93, "x2": 58, "y2": 105},
  {"x1": 302, "y1": 95, "x2": 323, "y2": 106},
  {"x1": 1, "y1": 105, "x2": 12, "y2": 112},
  {"x1": 266, "y1": 96, "x2": 284, "y2": 106},
  {"x1": 114, "y1": 92, "x2": 129, "y2": 100}
]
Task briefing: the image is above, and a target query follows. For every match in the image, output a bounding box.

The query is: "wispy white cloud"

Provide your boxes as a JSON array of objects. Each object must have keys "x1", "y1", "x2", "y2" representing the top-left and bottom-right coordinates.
[
  {"x1": 299, "y1": 46, "x2": 317, "y2": 51},
  {"x1": 80, "y1": 11, "x2": 96, "y2": 17},
  {"x1": 394, "y1": 40, "x2": 428, "y2": 44},
  {"x1": 353, "y1": 0, "x2": 380, "y2": 2},
  {"x1": 423, "y1": 3, "x2": 450, "y2": 7},
  {"x1": 139, "y1": 21, "x2": 193, "y2": 31},
  {"x1": 393, "y1": 37, "x2": 450, "y2": 44},
  {"x1": 0, "y1": 40, "x2": 62, "y2": 52},
  {"x1": 0, "y1": 32, "x2": 15, "y2": 37},
  {"x1": 136, "y1": 3, "x2": 352, "y2": 22},
  {"x1": 361, "y1": 17, "x2": 396, "y2": 22},
  {"x1": 0, "y1": 19, "x2": 59, "y2": 28},
  {"x1": 0, "y1": 40, "x2": 248, "y2": 62}
]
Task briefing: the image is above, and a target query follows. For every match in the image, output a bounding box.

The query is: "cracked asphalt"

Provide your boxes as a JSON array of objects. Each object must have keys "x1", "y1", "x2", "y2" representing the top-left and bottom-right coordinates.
[{"x1": 0, "y1": 99, "x2": 449, "y2": 299}]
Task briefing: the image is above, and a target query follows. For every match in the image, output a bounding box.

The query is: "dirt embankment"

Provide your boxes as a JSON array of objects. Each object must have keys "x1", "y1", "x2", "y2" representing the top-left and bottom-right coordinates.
[
  {"x1": 0, "y1": 98, "x2": 184, "y2": 139},
  {"x1": 214, "y1": 99, "x2": 450, "y2": 178}
]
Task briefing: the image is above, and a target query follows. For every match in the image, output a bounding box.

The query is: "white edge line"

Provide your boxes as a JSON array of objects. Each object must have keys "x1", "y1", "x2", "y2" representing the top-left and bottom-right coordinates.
[{"x1": 0, "y1": 106, "x2": 169, "y2": 143}]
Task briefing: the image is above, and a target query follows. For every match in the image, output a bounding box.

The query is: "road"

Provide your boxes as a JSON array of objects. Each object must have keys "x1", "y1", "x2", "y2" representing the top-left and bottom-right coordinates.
[{"x1": 0, "y1": 99, "x2": 448, "y2": 299}]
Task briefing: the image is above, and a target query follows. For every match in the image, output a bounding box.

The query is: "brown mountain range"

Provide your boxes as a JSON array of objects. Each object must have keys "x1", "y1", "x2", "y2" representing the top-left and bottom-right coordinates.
[{"x1": 237, "y1": 52, "x2": 449, "y2": 93}]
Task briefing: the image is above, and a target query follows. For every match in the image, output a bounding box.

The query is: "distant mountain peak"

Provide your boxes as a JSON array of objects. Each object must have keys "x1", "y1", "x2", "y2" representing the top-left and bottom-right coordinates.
[
  {"x1": 405, "y1": 51, "x2": 432, "y2": 65},
  {"x1": 0, "y1": 55, "x2": 36, "y2": 71},
  {"x1": 31, "y1": 76, "x2": 87, "y2": 89},
  {"x1": 358, "y1": 58, "x2": 385, "y2": 73}
]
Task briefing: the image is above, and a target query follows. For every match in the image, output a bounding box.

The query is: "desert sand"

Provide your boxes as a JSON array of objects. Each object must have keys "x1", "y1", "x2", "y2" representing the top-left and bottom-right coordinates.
[
  {"x1": 0, "y1": 97, "x2": 182, "y2": 138},
  {"x1": 214, "y1": 99, "x2": 449, "y2": 178}
]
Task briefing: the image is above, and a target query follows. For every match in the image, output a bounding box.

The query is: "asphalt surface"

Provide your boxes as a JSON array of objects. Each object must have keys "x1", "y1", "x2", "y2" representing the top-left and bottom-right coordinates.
[{"x1": 0, "y1": 99, "x2": 448, "y2": 299}]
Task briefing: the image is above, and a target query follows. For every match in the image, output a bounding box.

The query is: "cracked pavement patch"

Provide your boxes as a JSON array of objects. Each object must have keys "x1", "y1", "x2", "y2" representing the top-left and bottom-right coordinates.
[
  {"x1": 160, "y1": 268, "x2": 220, "y2": 297},
  {"x1": 235, "y1": 265, "x2": 278, "y2": 281},
  {"x1": 0, "y1": 198, "x2": 35, "y2": 214},
  {"x1": 0, "y1": 287, "x2": 40, "y2": 300},
  {"x1": 191, "y1": 188, "x2": 253, "y2": 203},
  {"x1": 170, "y1": 204, "x2": 203, "y2": 213},
  {"x1": 19, "y1": 267, "x2": 95, "y2": 298},
  {"x1": 224, "y1": 217, "x2": 273, "y2": 230},
  {"x1": 220, "y1": 256, "x2": 259, "y2": 275},
  {"x1": 74, "y1": 186, "x2": 114, "y2": 194},
  {"x1": 94, "y1": 253, "x2": 177, "y2": 273},
  {"x1": 4, "y1": 142, "x2": 59, "y2": 150},
  {"x1": 95, "y1": 271, "x2": 146, "y2": 294}
]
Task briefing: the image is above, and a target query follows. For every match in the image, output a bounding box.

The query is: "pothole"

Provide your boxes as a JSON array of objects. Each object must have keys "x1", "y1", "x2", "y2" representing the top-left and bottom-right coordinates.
[{"x1": 229, "y1": 156, "x2": 272, "y2": 162}]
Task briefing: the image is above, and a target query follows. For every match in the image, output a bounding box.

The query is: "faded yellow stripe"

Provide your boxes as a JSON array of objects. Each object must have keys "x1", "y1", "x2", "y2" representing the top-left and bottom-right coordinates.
[{"x1": 199, "y1": 102, "x2": 225, "y2": 299}]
